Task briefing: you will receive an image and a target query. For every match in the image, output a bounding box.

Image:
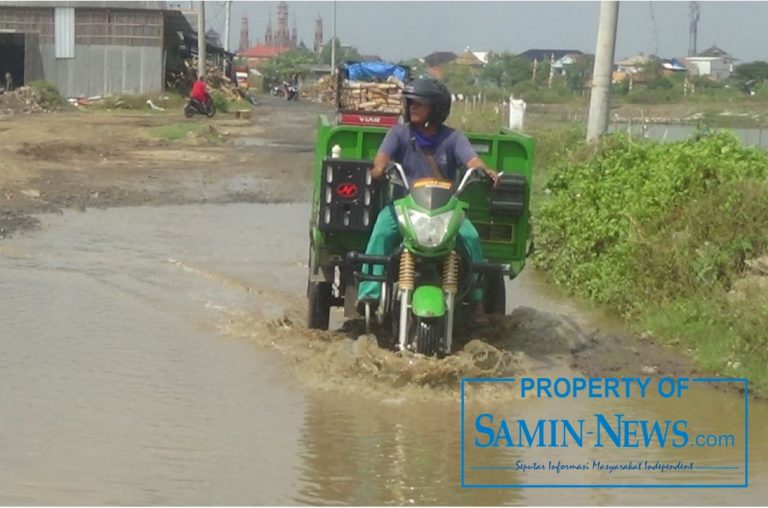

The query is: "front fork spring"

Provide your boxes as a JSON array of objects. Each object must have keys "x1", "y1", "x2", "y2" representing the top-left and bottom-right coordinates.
[
  {"x1": 442, "y1": 251, "x2": 459, "y2": 294},
  {"x1": 398, "y1": 250, "x2": 415, "y2": 290}
]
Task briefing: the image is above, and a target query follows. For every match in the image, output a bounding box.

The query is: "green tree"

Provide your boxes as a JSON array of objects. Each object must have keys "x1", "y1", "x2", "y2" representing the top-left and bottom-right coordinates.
[
  {"x1": 319, "y1": 38, "x2": 362, "y2": 67},
  {"x1": 733, "y1": 62, "x2": 768, "y2": 90},
  {"x1": 564, "y1": 55, "x2": 594, "y2": 94},
  {"x1": 397, "y1": 58, "x2": 427, "y2": 79},
  {"x1": 479, "y1": 52, "x2": 532, "y2": 88},
  {"x1": 734, "y1": 61, "x2": 768, "y2": 81},
  {"x1": 257, "y1": 48, "x2": 317, "y2": 91},
  {"x1": 441, "y1": 63, "x2": 476, "y2": 94}
]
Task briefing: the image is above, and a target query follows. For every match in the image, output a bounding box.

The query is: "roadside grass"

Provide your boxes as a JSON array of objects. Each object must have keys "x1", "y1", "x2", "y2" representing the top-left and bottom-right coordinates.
[
  {"x1": 447, "y1": 101, "x2": 510, "y2": 133},
  {"x1": 81, "y1": 91, "x2": 250, "y2": 116},
  {"x1": 532, "y1": 132, "x2": 768, "y2": 394},
  {"x1": 144, "y1": 122, "x2": 224, "y2": 144},
  {"x1": 84, "y1": 92, "x2": 187, "y2": 112},
  {"x1": 641, "y1": 295, "x2": 768, "y2": 392}
]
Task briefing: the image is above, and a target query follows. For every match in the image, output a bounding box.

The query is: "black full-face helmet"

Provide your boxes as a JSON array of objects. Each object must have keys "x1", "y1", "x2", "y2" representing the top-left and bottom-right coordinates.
[{"x1": 402, "y1": 77, "x2": 452, "y2": 126}]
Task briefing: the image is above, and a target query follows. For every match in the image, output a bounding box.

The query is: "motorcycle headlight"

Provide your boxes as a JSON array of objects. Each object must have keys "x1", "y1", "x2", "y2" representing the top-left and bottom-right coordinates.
[{"x1": 407, "y1": 210, "x2": 455, "y2": 248}]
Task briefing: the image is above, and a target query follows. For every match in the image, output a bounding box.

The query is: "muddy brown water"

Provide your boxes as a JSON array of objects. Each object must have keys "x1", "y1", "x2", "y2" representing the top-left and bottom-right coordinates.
[{"x1": 0, "y1": 203, "x2": 765, "y2": 505}]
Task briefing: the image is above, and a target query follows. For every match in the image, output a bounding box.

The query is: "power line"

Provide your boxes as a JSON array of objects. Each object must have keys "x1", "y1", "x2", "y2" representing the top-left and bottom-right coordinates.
[{"x1": 206, "y1": 1, "x2": 227, "y2": 31}]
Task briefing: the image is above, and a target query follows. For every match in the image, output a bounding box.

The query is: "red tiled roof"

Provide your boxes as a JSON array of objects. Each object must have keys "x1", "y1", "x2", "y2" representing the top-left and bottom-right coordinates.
[{"x1": 239, "y1": 45, "x2": 290, "y2": 58}]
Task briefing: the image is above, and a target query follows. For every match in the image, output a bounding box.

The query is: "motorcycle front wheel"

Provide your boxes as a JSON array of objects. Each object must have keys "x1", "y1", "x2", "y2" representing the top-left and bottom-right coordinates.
[
  {"x1": 414, "y1": 317, "x2": 444, "y2": 357},
  {"x1": 184, "y1": 104, "x2": 195, "y2": 118},
  {"x1": 205, "y1": 103, "x2": 216, "y2": 118}
]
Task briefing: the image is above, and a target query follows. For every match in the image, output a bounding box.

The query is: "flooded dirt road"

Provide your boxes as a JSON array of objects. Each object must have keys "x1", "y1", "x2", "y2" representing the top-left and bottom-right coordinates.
[{"x1": 1, "y1": 203, "x2": 766, "y2": 505}]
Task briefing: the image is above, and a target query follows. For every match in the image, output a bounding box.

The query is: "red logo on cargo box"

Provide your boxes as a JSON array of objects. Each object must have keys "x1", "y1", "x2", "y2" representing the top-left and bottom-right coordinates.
[
  {"x1": 339, "y1": 114, "x2": 399, "y2": 127},
  {"x1": 336, "y1": 183, "x2": 358, "y2": 198}
]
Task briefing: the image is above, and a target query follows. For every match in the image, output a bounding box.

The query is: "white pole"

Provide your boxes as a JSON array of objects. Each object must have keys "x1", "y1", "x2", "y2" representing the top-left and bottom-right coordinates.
[
  {"x1": 586, "y1": 0, "x2": 619, "y2": 142},
  {"x1": 197, "y1": 0, "x2": 206, "y2": 78},
  {"x1": 223, "y1": 0, "x2": 232, "y2": 74},
  {"x1": 224, "y1": 0, "x2": 231, "y2": 52},
  {"x1": 331, "y1": 0, "x2": 337, "y2": 75}
]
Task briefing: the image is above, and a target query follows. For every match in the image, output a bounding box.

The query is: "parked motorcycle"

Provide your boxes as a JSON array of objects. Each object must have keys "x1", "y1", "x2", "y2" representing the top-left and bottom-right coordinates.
[
  {"x1": 347, "y1": 163, "x2": 506, "y2": 357},
  {"x1": 184, "y1": 96, "x2": 216, "y2": 118}
]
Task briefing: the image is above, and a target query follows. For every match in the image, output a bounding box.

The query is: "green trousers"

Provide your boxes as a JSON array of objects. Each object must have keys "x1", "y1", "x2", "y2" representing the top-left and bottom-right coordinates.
[{"x1": 356, "y1": 205, "x2": 484, "y2": 303}]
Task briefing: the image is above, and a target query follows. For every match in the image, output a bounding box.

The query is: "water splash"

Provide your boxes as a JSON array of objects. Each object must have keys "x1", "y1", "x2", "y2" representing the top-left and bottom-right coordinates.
[{"x1": 218, "y1": 306, "x2": 591, "y2": 402}]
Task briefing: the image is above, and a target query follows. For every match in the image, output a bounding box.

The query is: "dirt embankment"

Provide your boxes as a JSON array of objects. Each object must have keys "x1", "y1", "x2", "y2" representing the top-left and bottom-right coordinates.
[{"x1": 0, "y1": 97, "x2": 331, "y2": 237}]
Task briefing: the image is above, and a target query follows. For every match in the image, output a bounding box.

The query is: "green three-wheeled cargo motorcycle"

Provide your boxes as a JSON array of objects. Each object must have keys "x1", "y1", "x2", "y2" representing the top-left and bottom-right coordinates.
[{"x1": 307, "y1": 113, "x2": 535, "y2": 357}]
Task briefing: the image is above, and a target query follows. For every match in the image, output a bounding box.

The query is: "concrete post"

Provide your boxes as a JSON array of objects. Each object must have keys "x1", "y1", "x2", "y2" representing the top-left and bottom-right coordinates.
[
  {"x1": 223, "y1": 0, "x2": 231, "y2": 75},
  {"x1": 331, "y1": 1, "x2": 337, "y2": 76},
  {"x1": 586, "y1": 0, "x2": 619, "y2": 142},
  {"x1": 197, "y1": 0, "x2": 206, "y2": 78}
]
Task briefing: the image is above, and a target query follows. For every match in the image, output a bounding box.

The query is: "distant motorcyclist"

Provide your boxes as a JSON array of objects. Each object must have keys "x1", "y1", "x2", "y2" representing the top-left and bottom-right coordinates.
[
  {"x1": 282, "y1": 74, "x2": 299, "y2": 101},
  {"x1": 356, "y1": 77, "x2": 498, "y2": 324},
  {"x1": 189, "y1": 75, "x2": 211, "y2": 108}
]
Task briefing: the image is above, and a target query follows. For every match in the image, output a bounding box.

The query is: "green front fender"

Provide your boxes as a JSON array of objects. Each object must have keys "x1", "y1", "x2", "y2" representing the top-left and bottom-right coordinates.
[{"x1": 411, "y1": 286, "x2": 446, "y2": 318}]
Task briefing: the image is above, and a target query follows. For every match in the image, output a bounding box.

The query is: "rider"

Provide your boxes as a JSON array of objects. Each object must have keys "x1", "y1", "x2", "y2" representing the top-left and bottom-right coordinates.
[
  {"x1": 190, "y1": 75, "x2": 210, "y2": 108},
  {"x1": 356, "y1": 77, "x2": 498, "y2": 323}
]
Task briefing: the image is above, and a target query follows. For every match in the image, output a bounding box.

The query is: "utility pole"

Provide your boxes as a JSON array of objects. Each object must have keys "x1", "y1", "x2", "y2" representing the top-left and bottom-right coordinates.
[
  {"x1": 197, "y1": 0, "x2": 206, "y2": 78},
  {"x1": 331, "y1": 0, "x2": 337, "y2": 76},
  {"x1": 688, "y1": 1, "x2": 700, "y2": 57},
  {"x1": 586, "y1": 0, "x2": 619, "y2": 142},
  {"x1": 223, "y1": 0, "x2": 232, "y2": 75}
]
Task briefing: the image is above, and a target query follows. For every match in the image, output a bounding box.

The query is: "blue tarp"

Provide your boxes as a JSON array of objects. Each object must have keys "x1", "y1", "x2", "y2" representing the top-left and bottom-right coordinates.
[{"x1": 343, "y1": 61, "x2": 408, "y2": 82}]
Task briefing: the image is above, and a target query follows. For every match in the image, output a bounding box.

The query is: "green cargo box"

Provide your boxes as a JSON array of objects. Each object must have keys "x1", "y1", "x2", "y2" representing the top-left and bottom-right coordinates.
[{"x1": 310, "y1": 115, "x2": 535, "y2": 281}]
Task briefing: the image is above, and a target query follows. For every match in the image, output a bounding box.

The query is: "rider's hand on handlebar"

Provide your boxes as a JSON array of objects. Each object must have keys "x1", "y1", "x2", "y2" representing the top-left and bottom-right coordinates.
[{"x1": 484, "y1": 168, "x2": 500, "y2": 188}]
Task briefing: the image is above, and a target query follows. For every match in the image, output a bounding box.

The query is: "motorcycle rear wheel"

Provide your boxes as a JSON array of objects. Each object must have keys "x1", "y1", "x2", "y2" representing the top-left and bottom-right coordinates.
[
  {"x1": 307, "y1": 281, "x2": 332, "y2": 330},
  {"x1": 483, "y1": 272, "x2": 506, "y2": 314}
]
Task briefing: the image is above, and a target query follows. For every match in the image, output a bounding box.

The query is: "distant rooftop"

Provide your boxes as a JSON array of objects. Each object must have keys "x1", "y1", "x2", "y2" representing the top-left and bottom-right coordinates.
[
  {"x1": 239, "y1": 45, "x2": 290, "y2": 59},
  {"x1": 423, "y1": 51, "x2": 457, "y2": 67},
  {"x1": 695, "y1": 45, "x2": 734, "y2": 58},
  {"x1": 518, "y1": 49, "x2": 585, "y2": 62}
]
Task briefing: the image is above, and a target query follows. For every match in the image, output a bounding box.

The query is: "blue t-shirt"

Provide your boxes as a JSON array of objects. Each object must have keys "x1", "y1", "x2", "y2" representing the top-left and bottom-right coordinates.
[{"x1": 378, "y1": 124, "x2": 477, "y2": 182}]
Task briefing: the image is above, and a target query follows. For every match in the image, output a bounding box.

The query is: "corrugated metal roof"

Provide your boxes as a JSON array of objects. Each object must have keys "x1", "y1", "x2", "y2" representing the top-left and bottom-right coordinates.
[{"x1": 0, "y1": 1, "x2": 167, "y2": 10}]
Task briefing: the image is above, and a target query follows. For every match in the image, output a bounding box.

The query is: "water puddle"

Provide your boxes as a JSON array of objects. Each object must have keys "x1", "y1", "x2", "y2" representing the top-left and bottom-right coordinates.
[
  {"x1": 0, "y1": 202, "x2": 764, "y2": 504},
  {"x1": 232, "y1": 137, "x2": 314, "y2": 152}
]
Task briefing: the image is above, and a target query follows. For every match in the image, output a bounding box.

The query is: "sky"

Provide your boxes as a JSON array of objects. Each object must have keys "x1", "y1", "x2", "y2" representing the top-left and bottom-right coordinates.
[{"x1": 201, "y1": 1, "x2": 768, "y2": 63}]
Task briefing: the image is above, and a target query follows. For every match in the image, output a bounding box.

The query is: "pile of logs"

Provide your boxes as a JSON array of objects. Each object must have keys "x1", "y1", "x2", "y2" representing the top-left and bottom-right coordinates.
[
  {"x1": 166, "y1": 58, "x2": 242, "y2": 100},
  {"x1": 339, "y1": 76, "x2": 404, "y2": 113},
  {"x1": 302, "y1": 76, "x2": 336, "y2": 104}
]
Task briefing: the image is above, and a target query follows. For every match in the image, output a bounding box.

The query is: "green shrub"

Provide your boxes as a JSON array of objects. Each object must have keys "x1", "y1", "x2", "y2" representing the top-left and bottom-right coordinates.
[
  {"x1": 528, "y1": 123, "x2": 586, "y2": 198},
  {"x1": 534, "y1": 131, "x2": 768, "y2": 313},
  {"x1": 28, "y1": 80, "x2": 65, "y2": 109},
  {"x1": 210, "y1": 90, "x2": 229, "y2": 113},
  {"x1": 533, "y1": 131, "x2": 768, "y2": 391}
]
